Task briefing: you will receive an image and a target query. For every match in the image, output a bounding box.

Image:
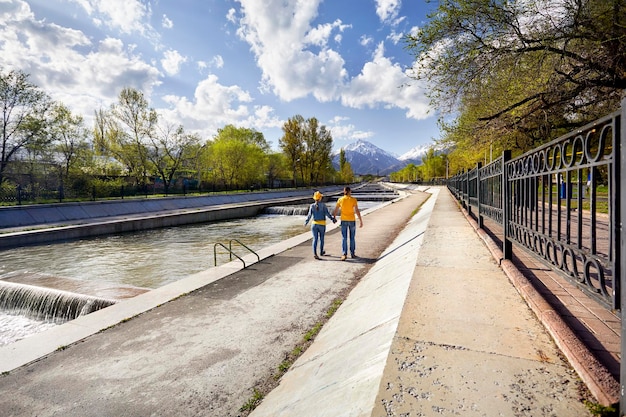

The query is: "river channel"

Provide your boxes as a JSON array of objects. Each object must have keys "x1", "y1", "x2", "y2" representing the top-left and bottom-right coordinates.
[{"x1": 0, "y1": 201, "x2": 379, "y2": 345}]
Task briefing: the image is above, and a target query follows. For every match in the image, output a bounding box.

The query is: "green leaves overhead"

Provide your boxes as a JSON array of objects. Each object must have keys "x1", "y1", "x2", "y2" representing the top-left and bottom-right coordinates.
[{"x1": 405, "y1": 0, "x2": 626, "y2": 171}]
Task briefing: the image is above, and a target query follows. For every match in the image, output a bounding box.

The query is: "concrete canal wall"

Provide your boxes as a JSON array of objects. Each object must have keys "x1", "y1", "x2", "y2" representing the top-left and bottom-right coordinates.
[
  {"x1": 0, "y1": 187, "x2": 344, "y2": 249},
  {"x1": 0, "y1": 183, "x2": 401, "y2": 249},
  {"x1": 0, "y1": 189, "x2": 343, "y2": 229}
]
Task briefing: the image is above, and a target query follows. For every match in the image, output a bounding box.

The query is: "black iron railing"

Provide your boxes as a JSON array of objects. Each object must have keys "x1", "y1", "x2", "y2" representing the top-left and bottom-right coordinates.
[
  {"x1": 447, "y1": 98, "x2": 625, "y2": 410},
  {"x1": 450, "y1": 111, "x2": 619, "y2": 310}
]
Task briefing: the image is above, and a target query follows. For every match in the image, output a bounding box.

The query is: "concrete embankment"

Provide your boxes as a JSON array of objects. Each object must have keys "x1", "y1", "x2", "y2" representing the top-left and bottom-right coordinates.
[
  {"x1": 0, "y1": 188, "x2": 343, "y2": 249},
  {"x1": 0, "y1": 189, "x2": 329, "y2": 229}
]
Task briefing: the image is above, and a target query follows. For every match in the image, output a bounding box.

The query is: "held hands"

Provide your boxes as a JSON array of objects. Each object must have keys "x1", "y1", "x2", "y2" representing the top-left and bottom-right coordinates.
[{"x1": 332, "y1": 217, "x2": 337, "y2": 224}]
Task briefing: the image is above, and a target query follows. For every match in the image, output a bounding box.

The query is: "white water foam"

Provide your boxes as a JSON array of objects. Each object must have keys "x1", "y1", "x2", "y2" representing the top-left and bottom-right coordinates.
[{"x1": 0, "y1": 312, "x2": 56, "y2": 346}]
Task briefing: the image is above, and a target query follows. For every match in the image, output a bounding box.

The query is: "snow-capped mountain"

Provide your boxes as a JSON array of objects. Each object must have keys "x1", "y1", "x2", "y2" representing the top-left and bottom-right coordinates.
[
  {"x1": 398, "y1": 145, "x2": 429, "y2": 164},
  {"x1": 332, "y1": 140, "x2": 409, "y2": 175}
]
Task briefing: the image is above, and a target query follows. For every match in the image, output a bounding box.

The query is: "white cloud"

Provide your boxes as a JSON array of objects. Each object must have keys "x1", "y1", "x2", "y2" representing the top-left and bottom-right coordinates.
[
  {"x1": 328, "y1": 116, "x2": 374, "y2": 142},
  {"x1": 248, "y1": 105, "x2": 283, "y2": 130},
  {"x1": 210, "y1": 55, "x2": 224, "y2": 69},
  {"x1": 235, "y1": 0, "x2": 347, "y2": 102},
  {"x1": 0, "y1": 1, "x2": 161, "y2": 126},
  {"x1": 305, "y1": 20, "x2": 350, "y2": 46},
  {"x1": 160, "y1": 74, "x2": 257, "y2": 136},
  {"x1": 233, "y1": 0, "x2": 429, "y2": 121},
  {"x1": 161, "y1": 49, "x2": 187, "y2": 76},
  {"x1": 360, "y1": 35, "x2": 373, "y2": 46},
  {"x1": 375, "y1": 0, "x2": 401, "y2": 24},
  {"x1": 342, "y1": 42, "x2": 430, "y2": 120},
  {"x1": 387, "y1": 30, "x2": 403, "y2": 44},
  {"x1": 162, "y1": 14, "x2": 173, "y2": 29},
  {"x1": 160, "y1": 74, "x2": 283, "y2": 139},
  {"x1": 69, "y1": 0, "x2": 152, "y2": 36},
  {"x1": 226, "y1": 8, "x2": 237, "y2": 24},
  {"x1": 0, "y1": 0, "x2": 33, "y2": 20},
  {"x1": 197, "y1": 56, "x2": 224, "y2": 73}
]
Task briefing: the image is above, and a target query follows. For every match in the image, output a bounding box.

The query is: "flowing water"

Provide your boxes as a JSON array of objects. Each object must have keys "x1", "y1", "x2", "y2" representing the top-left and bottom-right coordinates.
[
  {"x1": 0, "y1": 213, "x2": 309, "y2": 289},
  {"x1": 0, "y1": 201, "x2": 381, "y2": 346},
  {"x1": 0, "y1": 211, "x2": 309, "y2": 346}
]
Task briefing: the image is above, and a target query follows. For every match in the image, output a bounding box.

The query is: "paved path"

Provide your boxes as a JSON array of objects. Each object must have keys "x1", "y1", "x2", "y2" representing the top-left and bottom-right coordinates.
[
  {"x1": 251, "y1": 187, "x2": 592, "y2": 417},
  {"x1": 0, "y1": 187, "x2": 603, "y2": 416}
]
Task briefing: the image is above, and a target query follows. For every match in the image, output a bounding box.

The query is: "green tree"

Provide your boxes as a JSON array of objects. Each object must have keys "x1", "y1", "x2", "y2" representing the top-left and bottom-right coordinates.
[
  {"x1": 301, "y1": 117, "x2": 333, "y2": 186},
  {"x1": 338, "y1": 148, "x2": 354, "y2": 183},
  {"x1": 0, "y1": 68, "x2": 51, "y2": 185},
  {"x1": 48, "y1": 103, "x2": 90, "y2": 180},
  {"x1": 406, "y1": 0, "x2": 626, "y2": 161},
  {"x1": 420, "y1": 149, "x2": 446, "y2": 181},
  {"x1": 99, "y1": 87, "x2": 158, "y2": 188},
  {"x1": 209, "y1": 125, "x2": 268, "y2": 190},
  {"x1": 266, "y1": 152, "x2": 289, "y2": 188},
  {"x1": 279, "y1": 115, "x2": 333, "y2": 186},
  {"x1": 279, "y1": 115, "x2": 305, "y2": 187},
  {"x1": 389, "y1": 163, "x2": 419, "y2": 183},
  {"x1": 217, "y1": 124, "x2": 270, "y2": 152},
  {"x1": 93, "y1": 108, "x2": 126, "y2": 177}
]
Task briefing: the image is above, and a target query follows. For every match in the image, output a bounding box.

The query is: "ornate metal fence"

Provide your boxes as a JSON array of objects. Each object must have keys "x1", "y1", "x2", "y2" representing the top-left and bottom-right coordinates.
[
  {"x1": 449, "y1": 111, "x2": 619, "y2": 309},
  {"x1": 447, "y1": 99, "x2": 625, "y2": 410}
]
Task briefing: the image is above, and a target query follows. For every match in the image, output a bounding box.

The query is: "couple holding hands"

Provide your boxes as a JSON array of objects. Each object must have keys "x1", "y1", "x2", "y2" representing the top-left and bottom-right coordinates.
[{"x1": 304, "y1": 186, "x2": 363, "y2": 261}]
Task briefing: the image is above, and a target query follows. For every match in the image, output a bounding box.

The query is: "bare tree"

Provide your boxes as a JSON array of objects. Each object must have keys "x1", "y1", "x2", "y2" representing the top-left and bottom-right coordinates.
[{"x1": 0, "y1": 68, "x2": 51, "y2": 184}]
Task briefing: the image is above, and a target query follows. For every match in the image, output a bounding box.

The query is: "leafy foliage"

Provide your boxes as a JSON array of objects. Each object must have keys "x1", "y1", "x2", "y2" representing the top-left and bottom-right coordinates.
[
  {"x1": 0, "y1": 68, "x2": 51, "y2": 185},
  {"x1": 279, "y1": 115, "x2": 335, "y2": 186},
  {"x1": 209, "y1": 125, "x2": 268, "y2": 190},
  {"x1": 1, "y1": 70, "x2": 340, "y2": 197},
  {"x1": 405, "y1": 0, "x2": 626, "y2": 172}
]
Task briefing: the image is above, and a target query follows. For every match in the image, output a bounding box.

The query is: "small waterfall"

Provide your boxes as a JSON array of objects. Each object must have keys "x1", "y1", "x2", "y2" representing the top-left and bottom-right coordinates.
[
  {"x1": 0, "y1": 281, "x2": 117, "y2": 324},
  {"x1": 263, "y1": 206, "x2": 309, "y2": 215}
]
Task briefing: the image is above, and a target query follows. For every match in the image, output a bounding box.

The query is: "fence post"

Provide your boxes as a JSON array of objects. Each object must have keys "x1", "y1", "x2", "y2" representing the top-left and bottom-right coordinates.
[
  {"x1": 477, "y1": 162, "x2": 483, "y2": 229},
  {"x1": 464, "y1": 169, "x2": 469, "y2": 212},
  {"x1": 618, "y1": 95, "x2": 625, "y2": 415},
  {"x1": 502, "y1": 150, "x2": 512, "y2": 260}
]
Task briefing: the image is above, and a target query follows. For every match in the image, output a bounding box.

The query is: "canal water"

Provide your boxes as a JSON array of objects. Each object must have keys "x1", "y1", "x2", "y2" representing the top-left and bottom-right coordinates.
[
  {"x1": 0, "y1": 213, "x2": 308, "y2": 290},
  {"x1": 0, "y1": 201, "x2": 379, "y2": 346},
  {"x1": 0, "y1": 210, "x2": 311, "y2": 346}
]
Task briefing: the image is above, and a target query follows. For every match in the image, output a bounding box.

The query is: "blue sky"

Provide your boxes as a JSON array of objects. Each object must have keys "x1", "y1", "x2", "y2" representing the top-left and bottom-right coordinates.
[{"x1": 0, "y1": 0, "x2": 440, "y2": 157}]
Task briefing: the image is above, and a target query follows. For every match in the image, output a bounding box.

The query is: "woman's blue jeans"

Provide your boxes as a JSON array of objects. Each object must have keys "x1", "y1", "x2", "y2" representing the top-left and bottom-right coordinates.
[
  {"x1": 340, "y1": 221, "x2": 356, "y2": 255},
  {"x1": 312, "y1": 224, "x2": 326, "y2": 254}
]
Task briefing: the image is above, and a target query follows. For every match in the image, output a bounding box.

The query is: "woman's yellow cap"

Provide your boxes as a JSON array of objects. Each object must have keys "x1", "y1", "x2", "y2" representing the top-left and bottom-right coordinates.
[{"x1": 313, "y1": 191, "x2": 323, "y2": 200}]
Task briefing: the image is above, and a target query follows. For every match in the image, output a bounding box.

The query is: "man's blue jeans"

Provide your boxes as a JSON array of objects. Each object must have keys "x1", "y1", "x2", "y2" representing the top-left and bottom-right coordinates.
[{"x1": 340, "y1": 220, "x2": 356, "y2": 255}]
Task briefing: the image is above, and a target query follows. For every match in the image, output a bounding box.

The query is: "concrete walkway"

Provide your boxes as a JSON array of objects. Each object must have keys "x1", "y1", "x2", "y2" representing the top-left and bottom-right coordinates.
[
  {"x1": 250, "y1": 187, "x2": 591, "y2": 417},
  {"x1": 0, "y1": 187, "x2": 598, "y2": 416}
]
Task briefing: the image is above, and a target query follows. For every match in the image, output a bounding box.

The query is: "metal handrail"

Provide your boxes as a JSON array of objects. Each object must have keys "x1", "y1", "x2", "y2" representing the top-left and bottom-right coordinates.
[
  {"x1": 229, "y1": 239, "x2": 260, "y2": 263},
  {"x1": 213, "y1": 243, "x2": 246, "y2": 267},
  {"x1": 213, "y1": 239, "x2": 260, "y2": 267}
]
